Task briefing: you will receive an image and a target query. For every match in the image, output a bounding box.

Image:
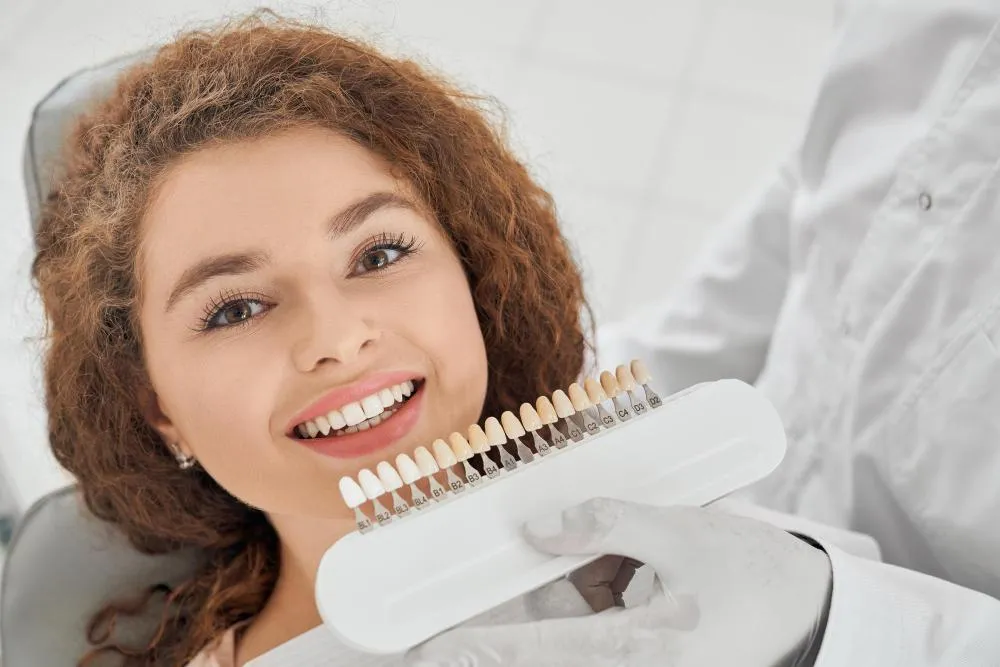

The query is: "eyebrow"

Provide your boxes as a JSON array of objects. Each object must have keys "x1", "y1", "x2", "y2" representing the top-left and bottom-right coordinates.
[{"x1": 164, "y1": 191, "x2": 419, "y2": 313}]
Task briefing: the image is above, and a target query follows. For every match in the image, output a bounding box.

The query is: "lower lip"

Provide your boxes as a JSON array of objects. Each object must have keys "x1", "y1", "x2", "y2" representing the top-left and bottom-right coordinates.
[{"x1": 297, "y1": 383, "x2": 425, "y2": 459}]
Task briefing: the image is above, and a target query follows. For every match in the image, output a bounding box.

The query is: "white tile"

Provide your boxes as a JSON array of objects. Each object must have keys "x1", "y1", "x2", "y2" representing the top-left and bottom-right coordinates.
[
  {"x1": 712, "y1": 0, "x2": 835, "y2": 23},
  {"x1": 657, "y1": 94, "x2": 804, "y2": 216},
  {"x1": 503, "y1": 63, "x2": 676, "y2": 196},
  {"x1": 554, "y1": 189, "x2": 644, "y2": 322},
  {"x1": 387, "y1": 0, "x2": 545, "y2": 51},
  {"x1": 692, "y1": 4, "x2": 833, "y2": 106},
  {"x1": 625, "y1": 202, "x2": 719, "y2": 312},
  {"x1": 531, "y1": 0, "x2": 703, "y2": 83}
]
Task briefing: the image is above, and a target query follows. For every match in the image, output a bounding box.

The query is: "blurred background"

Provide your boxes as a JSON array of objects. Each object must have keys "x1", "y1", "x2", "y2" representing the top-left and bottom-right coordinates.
[{"x1": 0, "y1": 0, "x2": 837, "y2": 564}]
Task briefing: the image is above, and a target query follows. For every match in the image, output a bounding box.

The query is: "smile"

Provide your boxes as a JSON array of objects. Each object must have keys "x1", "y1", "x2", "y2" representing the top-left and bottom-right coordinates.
[{"x1": 294, "y1": 379, "x2": 423, "y2": 439}]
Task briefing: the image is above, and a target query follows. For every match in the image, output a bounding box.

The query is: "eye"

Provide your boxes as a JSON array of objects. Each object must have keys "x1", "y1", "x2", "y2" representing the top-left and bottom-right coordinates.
[
  {"x1": 351, "y1": 232, "x2": 421, "y2": 276},
  {"x1": 203, "y1": 297, "x2": 268, "y2": 330},
  {"x1": 357, "y1": 247, "x2": 405, "y2": 273}
]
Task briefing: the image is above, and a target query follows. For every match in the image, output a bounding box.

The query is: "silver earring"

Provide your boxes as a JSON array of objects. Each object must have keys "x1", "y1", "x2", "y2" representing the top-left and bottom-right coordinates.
[{"x1": 170, "y1": 442, "x2": 196, "y2": 470}]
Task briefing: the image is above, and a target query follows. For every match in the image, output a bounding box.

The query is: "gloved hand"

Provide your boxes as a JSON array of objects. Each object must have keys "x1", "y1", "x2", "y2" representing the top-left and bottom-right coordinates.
[{"x1": 405, "y1": 498, "x2": 832, "y2": 667}]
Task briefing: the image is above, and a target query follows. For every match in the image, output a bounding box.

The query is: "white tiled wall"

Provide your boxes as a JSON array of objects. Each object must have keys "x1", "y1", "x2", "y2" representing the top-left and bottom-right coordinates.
[{"x1": 0, "y1": 0, "x2": 836, "y2": 510}]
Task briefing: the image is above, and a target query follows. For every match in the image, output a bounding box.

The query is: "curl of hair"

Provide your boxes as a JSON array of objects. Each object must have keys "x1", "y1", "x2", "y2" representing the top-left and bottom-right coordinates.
[{"x1": 33, "y1": 11, "x2": 590, "y2": 666}]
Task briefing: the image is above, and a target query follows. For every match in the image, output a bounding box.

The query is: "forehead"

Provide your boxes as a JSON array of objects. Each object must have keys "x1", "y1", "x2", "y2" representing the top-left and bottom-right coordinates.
[{"x1": 142, "y1": 127, "x2": 396, "y2": 249}]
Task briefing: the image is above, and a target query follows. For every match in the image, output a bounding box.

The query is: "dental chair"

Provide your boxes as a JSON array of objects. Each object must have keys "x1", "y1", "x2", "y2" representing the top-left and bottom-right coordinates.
[{"x1": 2, "y1": 52, "x2": 203, "y2": 666}]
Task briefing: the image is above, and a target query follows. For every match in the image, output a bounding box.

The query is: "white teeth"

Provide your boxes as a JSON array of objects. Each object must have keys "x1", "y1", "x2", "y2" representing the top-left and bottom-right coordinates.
[
  {"x1": 315, "y1": 415, "x2": 332, "y2": 436},
  {"x1": 379, "y1": 388, "x2": 395, "y2": 408},
  {"x1": 296, "y1": 380, "x2": 419, "y2": 438},
  {"x1": 342, "y1": 402, "x2": 366, "y2": 426},
  {"x1": 361, "y1": 394, "x2": 385, "y2": 419},
  {"x1": 328, "y1": 409, "x2": 346, "y2": 430}
]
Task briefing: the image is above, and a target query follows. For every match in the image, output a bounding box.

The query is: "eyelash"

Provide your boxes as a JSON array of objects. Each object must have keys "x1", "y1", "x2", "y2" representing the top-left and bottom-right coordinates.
[{"x1": 196, "y1": 232, "x2": 423, "y2": 332}]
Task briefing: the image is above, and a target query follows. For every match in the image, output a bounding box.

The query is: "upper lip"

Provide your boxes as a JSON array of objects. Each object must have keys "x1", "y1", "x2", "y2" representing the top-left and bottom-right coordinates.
[{"x1": 285, "y1": 370, "x2": 424, "y2": 435}]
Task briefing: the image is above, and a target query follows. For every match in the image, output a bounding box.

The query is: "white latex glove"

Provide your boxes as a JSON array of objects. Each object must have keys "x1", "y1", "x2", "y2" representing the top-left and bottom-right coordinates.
[{"x1": 405, "y1": 498, "x2": 832, "y2": 667}]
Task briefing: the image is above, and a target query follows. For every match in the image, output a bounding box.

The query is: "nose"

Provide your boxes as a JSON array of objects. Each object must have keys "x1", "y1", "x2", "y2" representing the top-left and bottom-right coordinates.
[{"x1": 290, "y1": 289, "x2": 381, "y2": 373}]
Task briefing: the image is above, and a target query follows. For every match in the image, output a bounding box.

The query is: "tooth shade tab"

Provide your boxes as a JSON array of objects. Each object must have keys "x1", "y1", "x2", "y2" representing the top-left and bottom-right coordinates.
[
  {"x1": 600, "y1": 371, "x2": 621, "y2": 398},
  {"x1": 584, "y1": 377, "x2": 608, "y2": 403},
  {"x1": 484, "y1": 417, "x2": 507, "y2": 446},
  {"x1": 339, "y1": 476, "x2": 367, "y2": 508},
  {"x1": 615, "y1": 364, "x2": 637, "y2": 392},
  {"x1": 535, "y1": 396, "x2": 558, "y2": 424},
  {"x1": 568, "y1": 383, "x2": 592, "y2": 410},
  {"x1": 467, "y1": 424, "x2": 490, "y2": 453},
  {"x1": 448, "y1": 432, "x2": 474, "y2": 460},
  {"x1": 432, "y1": 439, "x2": 458, "y2": 467},
  {"x1": 395, "y1": 453, "x2": 422, "y2": 484},
  {"x1": 376, "y1": 461, "x2": 404, "y2": 491},
  {"x1": 414, "y1": 446, "x2": 440, "y2": 475},
  {"x1": 552, "y1": 390, "x2": 575, "y2": 418},
  {"x1": 357, "y1": 469, "x2": 385, "y2": 499},
  {"x1": 500, "y1": 411, "x2": 526, "y2": 438},
  {"x1": 519, "y1": 403, "x2": 542, "y2": 431},
  {"x1": 631, "y1": 359, "x2": 652, "y2": 384}
]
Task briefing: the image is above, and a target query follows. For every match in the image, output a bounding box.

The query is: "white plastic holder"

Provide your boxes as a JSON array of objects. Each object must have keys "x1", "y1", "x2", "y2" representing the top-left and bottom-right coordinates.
[{"x1": 316, "y1": 379, "x2": 787, "y2": 654}]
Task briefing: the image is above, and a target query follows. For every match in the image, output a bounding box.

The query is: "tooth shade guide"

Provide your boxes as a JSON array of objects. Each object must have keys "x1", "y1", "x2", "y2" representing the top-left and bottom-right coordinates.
[
  {"x1": 319, "y1": 379, "x2": 787, "y2": 654},
  {"x1": 340, "y1": 360, "x2": 667, "y2": 532}
]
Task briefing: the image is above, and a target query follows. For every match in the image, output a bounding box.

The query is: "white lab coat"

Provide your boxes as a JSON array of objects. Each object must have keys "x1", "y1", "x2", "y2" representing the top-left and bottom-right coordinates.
[{"x1": 598, "y1": 1, "x2": 1000, "y2": 663}]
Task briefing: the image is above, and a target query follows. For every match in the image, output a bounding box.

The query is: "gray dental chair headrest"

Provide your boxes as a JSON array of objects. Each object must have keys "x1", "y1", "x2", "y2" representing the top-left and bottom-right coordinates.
[
  {"x1": 1, "y1": 487, "x2": 202, "y2": 665},
  {"x1": 4, "y1": 51, "x2": 203, "y2": 666},
  {"x1": 23, "y1": 50, "x2": 149, "y2": 236}
]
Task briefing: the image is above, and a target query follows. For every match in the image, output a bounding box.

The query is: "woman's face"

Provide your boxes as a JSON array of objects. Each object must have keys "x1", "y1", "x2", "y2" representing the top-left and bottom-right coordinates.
[{"x1": 138, "y1": 127, "x2": 489, "y2": 518}]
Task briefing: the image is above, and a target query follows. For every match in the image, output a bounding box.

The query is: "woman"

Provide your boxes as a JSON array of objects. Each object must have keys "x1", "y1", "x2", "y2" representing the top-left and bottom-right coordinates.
[{"x1": 32, "y1": 13, "x2": 589, "y2": 665}]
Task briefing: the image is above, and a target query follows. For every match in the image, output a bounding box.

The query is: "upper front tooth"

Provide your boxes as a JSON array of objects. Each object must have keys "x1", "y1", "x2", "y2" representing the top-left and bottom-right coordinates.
[
  {"x1": 315, "y1": 415, "x2": 332, "y2": 436},
  {"x1": 327, "y1": 409, "x2": 346, "y2": 430},
  {"x1": 341, "y1": 402, "x2": 366, "y2": 426},
  {"x1": 361, "y1": 394, "x2": 385, "y2": 418},
  {"x1": 379, "y1": 388, "x2": 395, "y2": 408},
  {"x1": 391, "y1": 384, "x2": 404, "y2": 402}
]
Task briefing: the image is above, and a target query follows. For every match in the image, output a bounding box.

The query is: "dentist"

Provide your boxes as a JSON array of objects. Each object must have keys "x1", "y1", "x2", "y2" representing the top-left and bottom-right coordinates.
[{"x1": 407, "y1": 1, "x2": 1000, "y2": 664}]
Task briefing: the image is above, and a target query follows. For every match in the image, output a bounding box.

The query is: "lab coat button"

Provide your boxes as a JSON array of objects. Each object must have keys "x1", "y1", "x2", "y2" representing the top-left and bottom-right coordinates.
[{"x1": 918, "y1": 191, "x2": 933, "y2": 210}]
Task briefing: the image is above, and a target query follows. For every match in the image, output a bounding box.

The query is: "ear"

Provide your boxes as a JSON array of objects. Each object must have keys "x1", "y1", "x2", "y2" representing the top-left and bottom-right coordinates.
[{"x1": 137, "y1": 386, "x2": 193, "y2": 457}]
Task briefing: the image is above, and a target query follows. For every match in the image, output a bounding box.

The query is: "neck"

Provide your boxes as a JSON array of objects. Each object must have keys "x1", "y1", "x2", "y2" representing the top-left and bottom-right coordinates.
[{"x1": 235, "y1": 513, "x2": 354, "y2": 664}]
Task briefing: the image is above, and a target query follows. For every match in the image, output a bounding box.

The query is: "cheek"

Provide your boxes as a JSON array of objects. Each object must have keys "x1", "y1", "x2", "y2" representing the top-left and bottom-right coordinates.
[
  {"x1": 145, "y1": 331, "x2": 283, "y2": 488},
  {"x1": 402, "y1": 259, "x2": 488, "y2": 414}
]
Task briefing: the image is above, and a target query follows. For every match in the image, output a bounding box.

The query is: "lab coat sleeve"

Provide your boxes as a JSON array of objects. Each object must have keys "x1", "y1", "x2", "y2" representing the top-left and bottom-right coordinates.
[
  {"x1": 595, "y1": 159, "x2": 796, "y2": 393},
  {"x1": 810, "y1": 541, "x2": 1000, "y2": 666}
]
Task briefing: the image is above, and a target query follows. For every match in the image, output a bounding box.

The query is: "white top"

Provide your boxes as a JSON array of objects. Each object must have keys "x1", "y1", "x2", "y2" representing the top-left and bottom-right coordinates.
[
  {"x1": 186, "y1": 579, "x2": 593, "y2": 666},
  {"x1": 598, "y1": 0, "x2": 1000, "y2": 662}
]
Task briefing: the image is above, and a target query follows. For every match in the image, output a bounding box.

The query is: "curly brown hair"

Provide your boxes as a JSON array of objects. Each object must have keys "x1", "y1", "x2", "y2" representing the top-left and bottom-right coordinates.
[{"x1": 31, "y1": 10, "x2": 590, "y2": 667}]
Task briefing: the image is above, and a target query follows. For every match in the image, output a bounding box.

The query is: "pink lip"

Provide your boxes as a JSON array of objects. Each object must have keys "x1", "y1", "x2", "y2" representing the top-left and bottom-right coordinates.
[
  {"x1": 300, "y1": 382, "x2": 425, "y2": 459},
  {"x1": 285, "y1": 370, "x2": 424, "y2": 435}
]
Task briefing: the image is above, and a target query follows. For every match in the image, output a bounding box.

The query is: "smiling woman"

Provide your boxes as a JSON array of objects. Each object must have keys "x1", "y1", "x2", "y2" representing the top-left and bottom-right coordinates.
[{"x1": 31, "y1": 11, "x2": 588, "y2": 667}]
